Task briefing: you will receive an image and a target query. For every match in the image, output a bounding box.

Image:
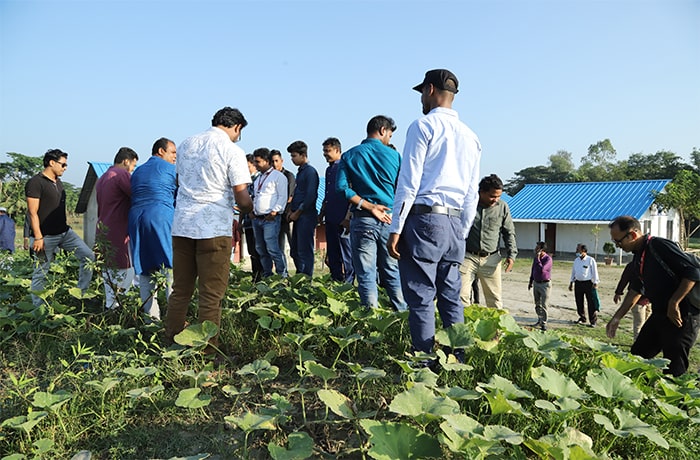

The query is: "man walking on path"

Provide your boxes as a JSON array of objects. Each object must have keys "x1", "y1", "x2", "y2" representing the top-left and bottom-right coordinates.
[
  {"x1": 528, "y1": 241, "x2": 552, "y2": 331},
  {"x1": 387, "y1": 69, "x2": 481, "y2": 359},
  {"x1": 165, "y1": 107, "x2": 253, "y2": 354},
  {"x1": 569, "y1": 243, "x2": 600, "y2": 326},
  {"x1": 459, "y1": 174, "x2": 517, "y2": 309},
  {"x1": 26, "y1": 149, "x2": 95, "y2": 306},
  {"x1": 286, "y1": 141, "x2": 319, "y2": 277},
  {"x1": 336, "y1": 116, "x2": 405, "y2": 311}
]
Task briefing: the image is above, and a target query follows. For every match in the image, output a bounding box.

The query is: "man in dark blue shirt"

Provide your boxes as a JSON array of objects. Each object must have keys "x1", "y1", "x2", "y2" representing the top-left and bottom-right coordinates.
[
  {"x1": 319, "y1": 137, "x2": 354, "y2": 283},
  {"x1": 286, "y1": 140, "x2": 319, "y2": 276}
]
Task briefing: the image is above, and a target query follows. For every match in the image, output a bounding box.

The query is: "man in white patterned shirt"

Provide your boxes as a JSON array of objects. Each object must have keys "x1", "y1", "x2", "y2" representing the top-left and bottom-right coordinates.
[
  {"x1": 165, "y1": 107, "x2": 253, "y2": 355},
  {"x1": 252, "y1": 147, "x2": 288, "y2": 278}
]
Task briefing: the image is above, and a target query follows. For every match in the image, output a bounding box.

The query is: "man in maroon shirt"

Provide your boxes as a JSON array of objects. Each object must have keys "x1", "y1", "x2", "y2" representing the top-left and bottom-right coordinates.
[
  {"x1": 95, "y1": 147, "x2": 138, "y2": 310},
  {"x1": 528, "y1": 241, "x2": 552, "y2": 331}
]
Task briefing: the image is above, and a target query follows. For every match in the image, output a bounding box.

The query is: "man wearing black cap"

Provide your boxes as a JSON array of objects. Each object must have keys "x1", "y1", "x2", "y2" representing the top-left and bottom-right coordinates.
[{"x1": 387, "y1": 69, "x2": 482, "y2": 363}]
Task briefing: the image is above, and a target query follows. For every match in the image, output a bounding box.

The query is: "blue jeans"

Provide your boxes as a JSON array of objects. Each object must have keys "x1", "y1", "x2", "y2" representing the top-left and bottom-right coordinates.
[
  {"x1": 290, "y1": 212, "x2": 317, "y2": 276},
  {"x1": 351, "y1": 216, "x2": 406, "y2": 311},
  {"x1": 398, "y1": 213, "x2": 465, "y2": 353},
  {"x1": 325, "y1": 221, "x2": 354, "y2": 283},
  {"x1": 252, "y1": 216, "x2": 288, "y2": 277},
  {"x1": 31, "y1": 228, "x2": 95, "y2": 306}
]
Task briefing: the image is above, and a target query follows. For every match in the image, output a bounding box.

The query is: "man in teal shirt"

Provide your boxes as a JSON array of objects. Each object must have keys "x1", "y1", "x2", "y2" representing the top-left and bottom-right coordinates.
[{"x1": 336, "y1": 115, "x2": 406, "y2": 311}]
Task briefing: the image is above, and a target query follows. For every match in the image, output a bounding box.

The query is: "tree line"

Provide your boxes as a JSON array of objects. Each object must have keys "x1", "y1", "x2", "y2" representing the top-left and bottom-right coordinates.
[{"x1": 504, "y1": 139, "x2": 700, "y2": 248}]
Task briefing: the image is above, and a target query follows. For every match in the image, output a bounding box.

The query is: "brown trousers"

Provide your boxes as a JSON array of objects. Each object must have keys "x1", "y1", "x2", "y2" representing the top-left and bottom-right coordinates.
[{"x1": 165, "y1": 236, "x2": 232, "y2": 349}]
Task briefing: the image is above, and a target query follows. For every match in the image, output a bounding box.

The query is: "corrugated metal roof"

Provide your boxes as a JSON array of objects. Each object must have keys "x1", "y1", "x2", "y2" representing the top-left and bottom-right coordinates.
[
  {"x1": 508, "y1": 179, "x2": 671, "y2": 222},
  {"x1": 75, "y1": 162, "x2": 112, "y2": 213}
]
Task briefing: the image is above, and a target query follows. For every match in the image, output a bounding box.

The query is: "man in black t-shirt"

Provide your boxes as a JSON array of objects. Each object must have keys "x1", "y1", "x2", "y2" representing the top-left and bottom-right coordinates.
[
  {"x1": 25, "y1": 149, "x2": 94, "y2": 307},
  {"x1": 606, "y1": 215, "x2": 700, "y2": 376}
]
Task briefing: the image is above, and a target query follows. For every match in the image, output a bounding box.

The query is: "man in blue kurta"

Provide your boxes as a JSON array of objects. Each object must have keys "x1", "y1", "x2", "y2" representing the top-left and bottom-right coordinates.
[{"x1": 336, "y1": 115, "x2": 406, "y2": 311}]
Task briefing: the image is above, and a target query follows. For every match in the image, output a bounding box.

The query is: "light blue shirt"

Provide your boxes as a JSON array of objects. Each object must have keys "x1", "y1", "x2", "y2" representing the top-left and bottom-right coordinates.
[{"x1": 389, "y1": 107, "x2": 481, "y2": 237}]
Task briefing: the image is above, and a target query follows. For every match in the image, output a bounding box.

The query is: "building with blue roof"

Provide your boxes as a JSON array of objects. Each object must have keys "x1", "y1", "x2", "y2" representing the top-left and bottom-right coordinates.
[{"x1": 508, "y1": 179, "x2": 678, "y2": 259}]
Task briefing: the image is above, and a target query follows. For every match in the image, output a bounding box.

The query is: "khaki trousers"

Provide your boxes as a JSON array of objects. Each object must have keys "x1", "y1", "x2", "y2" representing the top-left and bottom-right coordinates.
[
  {"x1": 165, "y1": 236, "x2": 232, "y2": 349},
  {"x1": 459, "y1": 252, "x2": 503, "y2": 309}
]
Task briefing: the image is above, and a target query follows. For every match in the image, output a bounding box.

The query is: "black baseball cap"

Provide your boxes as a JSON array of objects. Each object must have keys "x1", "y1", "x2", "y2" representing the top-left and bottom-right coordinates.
[{"x1": 412, "y1": 69, "x2": 459, "y2": 93}]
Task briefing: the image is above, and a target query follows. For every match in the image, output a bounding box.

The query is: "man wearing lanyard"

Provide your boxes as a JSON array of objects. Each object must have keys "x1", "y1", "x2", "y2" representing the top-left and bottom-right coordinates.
[
  {"x1": 607, "y1": 215, "x2": 700, "y2": 376},
  {"x1": 251, "y1": 148, "x2": 288, "y2": 278},
  {"x1": 336, "y1": 115, "x2": 405, "y2": 311},
  {"x1": 528, "y1": 241, "x2": 552, "y2": 331},
  {"x1": 387, "y1": 69, "x2": 481, "y2": 362}
]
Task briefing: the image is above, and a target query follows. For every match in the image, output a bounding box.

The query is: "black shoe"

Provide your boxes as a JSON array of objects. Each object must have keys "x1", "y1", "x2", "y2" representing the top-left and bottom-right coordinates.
[
  {"x1": 540, "y1": 323, "x2": 547, "y2": 331},
  {"x1": 530, "y1": 321, "x2": 542, "y2": 328},
  {"x1": 413, "y1": 358, "x2": 440, "y2": 372},
  {"x1": 575, "y1": 318, "x2": 587, "y2": 325},
  {"x1": 588, "y1": 323, "x2": 596, "y2": 328}
]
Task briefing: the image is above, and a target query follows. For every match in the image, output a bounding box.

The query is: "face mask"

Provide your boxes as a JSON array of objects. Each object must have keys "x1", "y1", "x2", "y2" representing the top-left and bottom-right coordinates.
[{"x1": 575, "y1": 252, "x2": 581, "y2": 258}]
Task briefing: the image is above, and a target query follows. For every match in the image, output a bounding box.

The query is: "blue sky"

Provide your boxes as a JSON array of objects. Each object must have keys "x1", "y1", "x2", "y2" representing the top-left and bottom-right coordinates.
[{"x1": 1, "y1": 0, "x2": 698, "y2": 188}]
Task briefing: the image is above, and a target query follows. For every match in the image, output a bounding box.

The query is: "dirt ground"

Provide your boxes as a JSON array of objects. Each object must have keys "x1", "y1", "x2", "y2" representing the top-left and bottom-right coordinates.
[{"x1": 500, "y1": 259, "x2": 626, "y2": 329}]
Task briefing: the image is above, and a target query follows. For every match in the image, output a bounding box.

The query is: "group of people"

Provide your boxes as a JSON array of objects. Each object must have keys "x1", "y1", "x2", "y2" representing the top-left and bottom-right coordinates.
[{"x1": 17, "y1": 68, "x2": 700, "y2": 375}]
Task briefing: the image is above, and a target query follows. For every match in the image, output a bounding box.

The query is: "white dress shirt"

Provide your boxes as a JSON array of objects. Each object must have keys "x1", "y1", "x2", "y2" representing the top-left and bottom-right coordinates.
[
  {"x1": 253, "y1": 168, "x2": 288, "y2": 216},
  {"x1": 172, "y1": 127, "x2": 250, "y2": 239},
  {"x1": 570, "y1": 254, "x2": 600, "y2": 284},
  {"x1": 389, "y1": 107, "x2": 481, "y2": 237}
]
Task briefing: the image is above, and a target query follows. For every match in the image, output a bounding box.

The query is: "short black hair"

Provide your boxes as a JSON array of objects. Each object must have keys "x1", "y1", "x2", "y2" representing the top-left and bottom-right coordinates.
[
  {"x1": 366, "y1": 115, "x2": 396, "y2": 136},
  {"x1": 478, "y1": 174, "x2": 503, "y2": 193},
  {"x1": 322, "y1": 137, "x2": 341, "y2": 150},
  {"x1": 579, "y1": 244, "x2": 588, "y2": 253},
  {"x1": 246, "y1": 153, "x2": 255, "y2": 163},
  {"x1": 270, "y1": 149, "x2": 282, "y2": 159},
  {"x1": 536, "y1": 241, "x2": 547, "y2": 251},
  {"x1": 211, "y1": 107, "x2": 248, "y2": 129},
  {"x1": 609, "y1": 215, "x2": 641, "y2": 232},
  {"x1": 152, "y1": 137, "x2": 173, "y2": 156},
  {"x1": 114, "y1": 147, "x2": 138, "y2": 165},
  {"x1": 43, "y1": 149, "x2": 68, "y2": 167},
  {"x1": 287, "y1": 140, "x2": 308, "y2": 156},
  {"x1": 253, "y1": 147, "x2": 272, "y2": 163}
]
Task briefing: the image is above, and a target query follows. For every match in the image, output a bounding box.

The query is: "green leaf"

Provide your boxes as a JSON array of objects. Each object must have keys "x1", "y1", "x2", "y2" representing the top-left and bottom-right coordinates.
[
  {"x1": 483, "y1": 425, "x2": 523, "y2": 445},
  {"x1": 410, "y1": 367, "x2": 439, "y2": 388},
  {"x1": 174, "y1": 388, "x2": 211, "y2": 408},
  {"x1": 221, "y1": 385, "x2": 252, "y2": 397},
  {"x1": 479, "y1": 375, "x2": 533, "y2": 400},
  {"x1": 436, "y1": 349, "x2": 473, "y2": 372},
  {"x1": 317, "y1": 389, "x2": 356, "y2": 419},
  {"x1": 258, "y1": 315, "x2": 283, "y2": 330},
  {"x1": 360, "y1": 419, "x2": 442, "y2": 459},
  {"x1": 586, "y1": 368, "x2": 645, "y2": 403},
  {"x1": 531, "y1": 365, "x2": 588, "y2": 400},
  {"x1": 594, "y1": 408, "x2": 669, "y2": 448},
  {"x1": 436, "y1": 386, "x2": 481, "y2": 401},
  {"x1": 122, "y1": 366, "x2": 158, "y2": 378},
  {"x1": 282, "y1": 332, "x2": 314, "y2": 348},
  {"x1": 32, "y1": 390, "x2": 72, "y2": 411},
  {"x1": 304, "y1": 361, "x2": 337, "y2": 382},
  {"x1": 236, "y1": 359, "x2": 279, "y2": 382},
  {"x1": 85, "y1": 378, "x2": 121, "y2": 395},
  {"x1": 389, "y1": 384, "x2": 460, "y2": 424},
  {"x1": 356, "y1": 367, "x2": 387, "y2": 381},
  {"x1": 327, "y1": 297, "x2": 349, "y2": 316},
  {"x1": 305, "y1": 308, "x2": 333, "y2": 327},
  {"x1": 1, "y1": 411, "x2": 48, "y2": 434},
  {"x1": 32, "y1": 438, "x2": 54, "y2": 454},
  {"x1": 126, "y1": 385, "x2": 164, "y2": 399},
  {"x1": 435, "y1": 322, "x2": 475, "y2": 349},
  {"x1": 268, "y1": 431, "x2": 314, "y2": 460},
  {"x1": 483, "y1": 390, "x2": 530, "y2": 416},
  {"x1": 522, "y1": 332, "x2": 574, "y2": 364},
  {"x1": 174, "y1": 321, "x2": 218, "y2": 348},
  {"x1": 225, "y1": 412, "x2": 276, "y2": 433}
]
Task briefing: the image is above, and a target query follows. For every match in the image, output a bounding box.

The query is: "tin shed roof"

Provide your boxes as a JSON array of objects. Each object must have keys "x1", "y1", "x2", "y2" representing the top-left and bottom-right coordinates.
[
  {"x1": 508, "y1": 179, "x2": 671, "y2": 222},
  {"x1": 75, "y1": 162, "x2": 112, "y2": 214}
]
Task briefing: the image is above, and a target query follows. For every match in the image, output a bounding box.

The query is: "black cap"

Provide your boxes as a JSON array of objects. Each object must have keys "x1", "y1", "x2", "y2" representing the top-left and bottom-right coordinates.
[{"x1": 412, "y1": 69, "x2": 459, "y2": 93}]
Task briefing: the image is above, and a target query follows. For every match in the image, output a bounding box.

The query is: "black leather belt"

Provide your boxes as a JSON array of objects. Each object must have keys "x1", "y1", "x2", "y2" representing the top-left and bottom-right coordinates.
[
  {"x1": 352, "y1": 209, "x2": 375, "y2": 218},
  {"x1": 534, "y1": 280, "x2": 550, "y2": 283},
  {"x1": 254, "y1": 214, "x2": 273, "y2": 219},
  {"x1": 409, "y1": 204, "x2": 461, "y2": 217},
  {"x1": 468, "y1": 250, "x2": 498, "y2": 257}
]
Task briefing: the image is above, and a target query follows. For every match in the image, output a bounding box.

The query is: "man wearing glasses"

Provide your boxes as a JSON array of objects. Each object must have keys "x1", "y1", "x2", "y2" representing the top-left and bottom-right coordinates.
[
  {"x1": 25, "y1": 148, "x2": 95, "y2": 307},
  {"x1": 606, "y1": 215, "x2": 700, "y2": 376}
]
